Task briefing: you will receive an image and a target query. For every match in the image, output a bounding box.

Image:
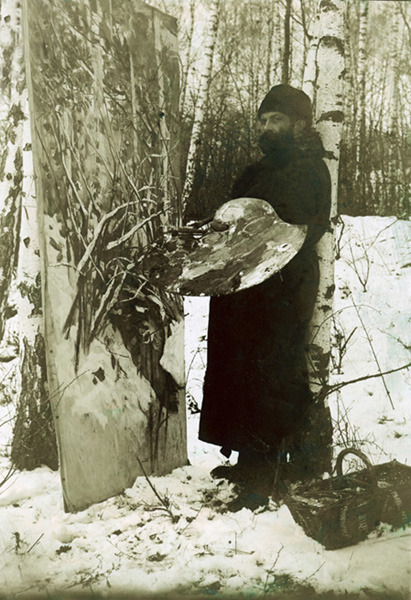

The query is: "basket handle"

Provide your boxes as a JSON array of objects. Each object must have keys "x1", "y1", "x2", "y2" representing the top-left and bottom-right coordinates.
[{"x1": 335, "y1": 447, "x2": 377, "y2": 487}]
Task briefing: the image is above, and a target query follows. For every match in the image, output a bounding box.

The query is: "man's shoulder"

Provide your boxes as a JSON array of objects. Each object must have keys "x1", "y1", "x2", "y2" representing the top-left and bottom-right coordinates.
[
  {"x1": 240, "y1": 159, "x2": 264, "y2": 175},
  {"x1": 293, "y1": 146, "x2": 331, "y2": 184},
  {"x1": 231, "y1": 161, "x2": 262, "y2": 194}
]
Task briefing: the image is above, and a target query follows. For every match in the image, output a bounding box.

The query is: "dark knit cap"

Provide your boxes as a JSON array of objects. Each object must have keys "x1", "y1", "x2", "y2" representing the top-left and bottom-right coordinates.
[{"x1": 258, "y1": 84, "x2": 312, "y2": 124}]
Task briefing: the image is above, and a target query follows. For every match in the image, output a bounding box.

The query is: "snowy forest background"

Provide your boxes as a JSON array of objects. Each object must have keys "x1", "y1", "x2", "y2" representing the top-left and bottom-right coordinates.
[
  {"x1": 0, "y1": 0, "x2": 410, "y2": 598},
  {"x1": 153, "y1": 0, "x2": 410, "y2": 221}
]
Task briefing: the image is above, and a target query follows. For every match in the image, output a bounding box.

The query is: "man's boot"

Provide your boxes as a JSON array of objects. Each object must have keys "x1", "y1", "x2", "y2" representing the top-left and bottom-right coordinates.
[
  {"x1": 211, "y1": 450, "x2": 260, "y2": 484},
  {"x1": 224, "y1": 451, "x2": 277, "y2": 512}
]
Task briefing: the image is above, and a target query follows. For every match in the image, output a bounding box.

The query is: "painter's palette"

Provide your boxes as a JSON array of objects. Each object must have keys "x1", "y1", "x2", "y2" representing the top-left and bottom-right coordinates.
[{"x1": 143, "y1": 198, "x2": 307, "y2": 296}]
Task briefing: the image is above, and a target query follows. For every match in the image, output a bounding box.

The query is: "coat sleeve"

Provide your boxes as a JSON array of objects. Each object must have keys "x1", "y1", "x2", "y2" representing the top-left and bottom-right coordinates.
[
  {"x1": 230, "y1": 153, "x2": 331, "y2": 251},
  {"x1": 301, "y1": 157, "x2": 332, "y2": 250},
  {"x1": 231, "y1": 163, "x2": 261, "y2": 199},
  {"x1": 233, "y1": 156, "x2": 332, "y2": 250}
]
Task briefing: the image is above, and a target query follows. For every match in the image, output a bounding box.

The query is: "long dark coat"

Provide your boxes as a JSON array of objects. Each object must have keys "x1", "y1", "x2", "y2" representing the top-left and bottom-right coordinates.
[{"x1": 199, "y1": 132, "x2": 331, "y2": 456}]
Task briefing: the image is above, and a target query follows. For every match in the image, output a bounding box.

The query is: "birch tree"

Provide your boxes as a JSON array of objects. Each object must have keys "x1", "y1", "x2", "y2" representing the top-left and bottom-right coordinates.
[
  {"x1": 10, "y1": 88, "x2": 59, "y2": 471},
  {"x1": 355, "y1": 0, "x2": 369, "y2": 201},
  {"x1": 0, "y1": 0, "x2": 23, "y2": 344},
  {"x1": 386, "y1": 3, "x2": 401, "y2": 215},
  {"x1": 180, "y1": 0, "x2": 196, "y2": 117},
  {"x1": 274, "y1": 0, "x2": 283, "y2": 81},
  {"x1": 308, "y1": 0, "x2": 345, "y2": 382},
  {"x1": 388, "y1": 4, "x2": 400, "y2": 142},
  {"x1": 181, "y1": 0, "x2": 221, "y2": 216},
  {"x1": 265, "y1": 0, "x2": 275, "y2": 89},
  {"x1": 0, "y1": 0, "x2": 57, "y2": 470},
  {"x1": 302, "y1": 8, "x2": 320, "y2": 107},
  {"x1": 303, "y1": 0, "x2": 345, "y2": 472}
]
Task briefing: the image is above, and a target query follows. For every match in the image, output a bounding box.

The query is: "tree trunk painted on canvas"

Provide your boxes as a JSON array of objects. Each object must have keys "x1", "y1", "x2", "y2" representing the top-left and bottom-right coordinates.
[{"x1": 23, "y1": 0, "x2": 186, "y2": 512}]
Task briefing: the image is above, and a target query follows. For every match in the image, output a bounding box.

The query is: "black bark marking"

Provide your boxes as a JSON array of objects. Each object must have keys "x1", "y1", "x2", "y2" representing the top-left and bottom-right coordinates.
[
  {"x1": 92, "y1": 367, "x2": 105, "y2": 382},
  {"x1": 325, "y1": 283, "x2": 336, "y2": 300},
  {"x1": 320, "y1": 0, "x2": 339, "y2": 14},
  {"x1": 320, "y1": 35, "x2": 344, "y2": 55},
  {"x1": 320, "y1": 304, "x2": 331, "y2": 312},
  {"x1": 318, "y1": 110, "x2": 344, "y2": 124}
]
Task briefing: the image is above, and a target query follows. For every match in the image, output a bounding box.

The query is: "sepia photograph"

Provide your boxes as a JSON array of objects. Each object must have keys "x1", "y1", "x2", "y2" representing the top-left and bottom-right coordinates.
[{"x1": 0, "y1": 0, "x2": 409, "y2": 598}]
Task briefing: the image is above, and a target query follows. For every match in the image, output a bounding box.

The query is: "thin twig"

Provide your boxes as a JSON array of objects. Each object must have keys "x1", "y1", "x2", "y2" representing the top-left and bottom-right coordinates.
[
  {"x1": 185, "y1": 346, "x2": 203, "y2": 382},
  {"x1": 351, "y1": 296, "x2": 395, "y2": 409},
  {"x1": 135, "y1": 456, "x2": 178, "y2": 523},
  {"x1": 0, "y1": 416, "x2": 16, "y2": 428},
  {"x1": 106, "y1": 538, "x2": 136, "y2": 560},
  {"x1": 49, "y1": 369, "x2": 91, "y2": 409},
  {"x1": 178, "y1": 505, "x2": 204, "y2": 535},
  {"x1": 398, "y1": 1, "x2": 411, "y2": 40},
  {"x1": 25, "y1": 534, "x2": 44, "y2": 554},
  {"x1": 309, "y1": 304, "x2": 380, "y2": 348},
  {"x1": 263, "y1": 544, "x2": 284, "y2": 594},
  {"x1": 302, "y1": 561, "x2": 325, "y2": 583},
  {"x1": 0, "y1": 465, "x2": 16, "y2": 490},
  {"x1": 347, "y1": 240, "x2": 370, "y2": 292},
  {"x1": 365, "y1": 218, "x2": 398, "y2": 250}
]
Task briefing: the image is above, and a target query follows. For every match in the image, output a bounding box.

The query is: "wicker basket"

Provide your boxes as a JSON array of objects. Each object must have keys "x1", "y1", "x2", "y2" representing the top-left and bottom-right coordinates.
[{"x1": 284, "y1": 448, "x2": 411, "y2": 550}]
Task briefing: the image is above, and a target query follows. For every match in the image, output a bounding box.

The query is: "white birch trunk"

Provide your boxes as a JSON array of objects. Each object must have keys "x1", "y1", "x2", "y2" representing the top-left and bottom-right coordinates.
[
  {"x1": 266, "y1": 0, "x2": 275, "y2": 89},
  {"x1": 0, "y1": 0, "x2": 23, "y2": 344},
  {"x1": 307, "y1": 0, "x2": 345, "y2": 392},
  {"x1": 355, "y1": 0, "x2": 368, "y2": 183},
  {"x1": 302, "y1": 12, "x2": 320, "y2": 108},
  {"x1": 388, "y1": 6, "x2": 400, "y2": 139},
  {"x1": 0, "y1": 0, "x2": 57, "y2": 469},
  {"x1": 181, "y1": 0, "x2": 221, "y2": 216},
  {"x1": 343, "y1": 2, "x2": 355, "y2": 151},
  {"x1": 387, "y1": 3, "x2": 401, "y2": 214},
  {"x1": 274, "y1": 1, "x2": 282, "y2": 80},
  {"x1": 11, "y1": 87, "x2": 58, "y2": 472},
  {"x1": 180, "y1": 0, "x2": 195, "y2": 117}
]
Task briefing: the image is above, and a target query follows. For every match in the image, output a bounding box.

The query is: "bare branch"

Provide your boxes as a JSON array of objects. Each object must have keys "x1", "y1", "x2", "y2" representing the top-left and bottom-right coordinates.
[
  {"x1": 0, "y1": 465, "x2": 16, "y2": 491},
  {"x1": 314, "y1": 361, "x2": 411, "y2": 401},
  {"x1": 398, "y1": 2, "x2": 411, "y2": 41},
  {"x1": 135, "y1": 456, "x2": 179, "y2": 523},
  {"x1": 298, "y1": 0, "x2": 313, "y2": 41}
]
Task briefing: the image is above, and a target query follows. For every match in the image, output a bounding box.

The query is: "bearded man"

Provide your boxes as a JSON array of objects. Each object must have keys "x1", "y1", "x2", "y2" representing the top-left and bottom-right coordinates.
[{"x1": 198, "y1": 84, "x2": 333, "y2": 511}]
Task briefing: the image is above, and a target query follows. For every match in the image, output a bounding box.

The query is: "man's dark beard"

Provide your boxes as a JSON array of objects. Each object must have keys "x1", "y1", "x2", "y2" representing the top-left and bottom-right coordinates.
[{"x1": 258, "y1": 130, "x2": 294, "y2": 155}]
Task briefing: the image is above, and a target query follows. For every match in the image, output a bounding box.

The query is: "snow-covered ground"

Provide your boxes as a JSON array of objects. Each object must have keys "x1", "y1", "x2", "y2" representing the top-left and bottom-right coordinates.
[{"x1": 0, "y1": 216, "x2": 410, "y2": 598}]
